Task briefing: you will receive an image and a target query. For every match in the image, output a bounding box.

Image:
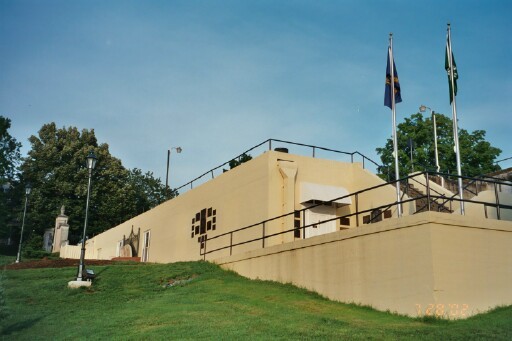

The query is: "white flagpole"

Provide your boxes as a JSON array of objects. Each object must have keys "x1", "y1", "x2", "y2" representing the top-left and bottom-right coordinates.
[
  {"x1": 447, "y1": 24, "x2": 465, "y2": 215},
  {"x1": 389, "y1": 33, "x2": 402, "y2": 217}
]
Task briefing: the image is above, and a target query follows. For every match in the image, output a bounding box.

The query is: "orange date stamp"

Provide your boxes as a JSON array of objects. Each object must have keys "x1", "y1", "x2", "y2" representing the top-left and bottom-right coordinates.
[{"x1": 416, "y1": 303, "x2": 469, "y2": 318}]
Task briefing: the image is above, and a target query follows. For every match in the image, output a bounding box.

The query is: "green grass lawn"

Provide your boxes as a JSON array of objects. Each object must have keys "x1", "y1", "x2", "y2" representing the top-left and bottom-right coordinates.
[{"x1": 1, "y1": 260, "x2": 511, "y2": 340}]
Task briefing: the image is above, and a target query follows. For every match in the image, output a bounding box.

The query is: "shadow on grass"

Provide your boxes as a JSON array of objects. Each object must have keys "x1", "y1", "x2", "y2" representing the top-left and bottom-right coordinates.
[
  {"x1": 1, "y1": 317, "x2": 43, "y2": 336},
  {"x1": 92, "y1": 266, "x2": 109, "y2": 277}
]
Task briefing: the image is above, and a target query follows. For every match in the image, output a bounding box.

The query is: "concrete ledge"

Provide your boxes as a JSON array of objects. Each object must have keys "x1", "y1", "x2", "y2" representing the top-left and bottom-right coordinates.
[
  {"x1": 213, "y1": 212, "x2": 512, "y2": 318},
  {"x1": 213, "y1": 211, "x2": 512, "y2": 266},
  {"x1": 68, "y1": 280, "x2": 92, "y2": 288}
]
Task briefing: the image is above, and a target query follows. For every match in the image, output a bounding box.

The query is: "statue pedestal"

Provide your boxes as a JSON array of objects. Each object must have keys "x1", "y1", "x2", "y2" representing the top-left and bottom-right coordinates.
[
  {"x1": 68, "y1": 280, "x2": 92, "y2": 288},
  {"x1": 53, "y1": 206, "x2": 70, "y2": 253}
]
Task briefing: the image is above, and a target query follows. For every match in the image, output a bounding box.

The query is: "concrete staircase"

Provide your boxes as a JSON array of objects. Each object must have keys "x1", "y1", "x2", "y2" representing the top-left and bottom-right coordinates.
[{"x1": 402, "y1": 183, "x2": 453, "y2": 214}]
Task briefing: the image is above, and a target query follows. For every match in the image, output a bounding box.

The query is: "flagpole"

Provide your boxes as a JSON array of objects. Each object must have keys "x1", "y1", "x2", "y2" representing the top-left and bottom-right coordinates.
[
  {"x1": 389, "y1": 33, "x2": 402, "y2": 217},
  {"x1": 447, "y1": 24, "x2": 465, "y2": 215}
]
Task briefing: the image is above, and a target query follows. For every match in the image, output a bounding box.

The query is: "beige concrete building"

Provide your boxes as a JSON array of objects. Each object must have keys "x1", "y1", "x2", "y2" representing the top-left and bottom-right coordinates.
[{"x1": 60, "y1": 148, "x2": 512, "y2": 318}]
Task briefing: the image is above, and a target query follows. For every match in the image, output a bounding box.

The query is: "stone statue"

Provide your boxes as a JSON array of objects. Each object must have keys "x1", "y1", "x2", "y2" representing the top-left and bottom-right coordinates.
[{"x1": 53, "y1": 205, "x2": 70, "y2": 253}]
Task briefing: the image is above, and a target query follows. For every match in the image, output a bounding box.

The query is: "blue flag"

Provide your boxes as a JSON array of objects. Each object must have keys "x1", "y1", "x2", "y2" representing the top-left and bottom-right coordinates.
[{"x1": 384, "y1": 47, "x2": 402, "y2": 109}]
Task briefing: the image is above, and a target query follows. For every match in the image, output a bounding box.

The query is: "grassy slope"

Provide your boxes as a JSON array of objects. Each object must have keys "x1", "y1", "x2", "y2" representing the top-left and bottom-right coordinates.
[{"x1": 1, "y1": 261, "x2": 511, "y2": 340}]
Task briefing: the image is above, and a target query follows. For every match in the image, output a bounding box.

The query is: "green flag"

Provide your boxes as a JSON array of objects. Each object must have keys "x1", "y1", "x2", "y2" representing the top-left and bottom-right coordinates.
[{"x1": 445, "y1": 37, "x2": 458, "y2": 103}]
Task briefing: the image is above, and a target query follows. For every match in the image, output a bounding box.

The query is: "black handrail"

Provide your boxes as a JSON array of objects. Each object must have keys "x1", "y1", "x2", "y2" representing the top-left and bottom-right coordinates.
[
  {"x1": 436, "y1": 172, "x2": 503, "y2": 209},
  {"x1": 200, "y1": 171, "x2": 512, "y2": 259},
  {"x1": 176, "y1": 139, "x2": 383, "y2": 192}
]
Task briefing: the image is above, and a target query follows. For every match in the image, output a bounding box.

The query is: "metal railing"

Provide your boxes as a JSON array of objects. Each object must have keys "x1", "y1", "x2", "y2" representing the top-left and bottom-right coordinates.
[
  {"x1": 200, "y1": 171, "x2": 512, "y2": 260},
  {"x1": 175, "y1": 139, "x2": 383, "y2": 192}
]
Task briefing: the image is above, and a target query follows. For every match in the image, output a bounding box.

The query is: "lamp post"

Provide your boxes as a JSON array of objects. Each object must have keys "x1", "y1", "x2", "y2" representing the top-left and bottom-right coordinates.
[
  {"x1": 165, "y1": 146, "x2": 182, "y2": 197},
  {"x1": 419, "y1": 105, "x2": 441, "y2": 173},
  {"x1": 76, "y1": 150, "x2": 97, "y2": 281},
  {"x1": 15, "y1": 183, "x2": 32, "y2": 263},
  {"x1": 419, "y1": 105, "x2": 444, "y2": 188}
]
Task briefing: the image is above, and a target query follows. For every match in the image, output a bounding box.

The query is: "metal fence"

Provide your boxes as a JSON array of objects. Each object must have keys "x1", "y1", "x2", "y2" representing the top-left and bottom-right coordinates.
[
  {"x1": 175, "y1": 138, "x2": 383, "y2": 192},
  {"x1": 200, "y1": 171, "x2": 512, "y2": 260}
]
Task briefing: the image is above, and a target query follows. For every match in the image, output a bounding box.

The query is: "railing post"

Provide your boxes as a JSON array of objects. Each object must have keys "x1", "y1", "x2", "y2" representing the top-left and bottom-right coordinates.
[
  {"x1": 262, "y1": 222, "x2": 266, "y2": 248},
  {"x1": 203, "y1": 235, "x2": 207, "y2": 261},
  {"x1": 494, "y1": 182, "x2": 501, "y2": 220},
  {"x1": 269, "y1": 140, "x2": 272, "y2": 151},
  {"x1": 211, "y1": 170, "x2": 214, "y2": 179},
  {"x1": 312, "y1": 147, "x2": 316, "y2": 158},
  {"x1": 302, "y1": 210, "x2": 306, "y2": 239},
  {"x1": 362, "y1": 157, "x2": 365, "y2": 169},
  {"x1": 426, "y1": 172, "x2": 431, "y2": 212},
  {"x1": 351, "y1": 154, "x2": 354, "y2": 163},
  {"x1": 230, "y1": 232, "x2": 233, "y2": 256},
  {"x1": 355, "y1": 193, "x2": 359, "y2": 227}
]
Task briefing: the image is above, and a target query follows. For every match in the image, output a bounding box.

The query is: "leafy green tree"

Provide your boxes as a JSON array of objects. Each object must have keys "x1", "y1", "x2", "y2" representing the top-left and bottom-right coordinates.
[
  {"x1": 376, "y1": 112, "x2": 501, "y2": 180},
  {"x1": 20, "y1": 123, "x2": 141, "y2": 242},
  {"x1": 0, "y1": 116, "x2": 21, "y2": 180},
  {"x1": 129, "y1": 168, "x2": 172, "y2": 213},
  {"x1": 229, "y1": 153, "x2": 252, "y2": 169},
  {"x1": 0, "y1": 116, "x2": 22, "y2": 240},
  {"x1": 22, "y1": 234, "x2": 50, "y2": 259}
]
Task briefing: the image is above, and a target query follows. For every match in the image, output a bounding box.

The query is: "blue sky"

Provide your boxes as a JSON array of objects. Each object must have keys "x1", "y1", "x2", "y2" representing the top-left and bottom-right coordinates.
[{"x1": 1, "y1": 0, "x2": 511, "y2": 188}]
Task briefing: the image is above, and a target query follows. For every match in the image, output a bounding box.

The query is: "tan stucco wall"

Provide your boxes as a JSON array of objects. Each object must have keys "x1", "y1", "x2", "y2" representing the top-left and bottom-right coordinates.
[
  {"x1": 66, "y1": 150, "x2": 510, "y2": 264},
  {"x1": 465, "y1": 190, "x2": 512, "y2": 221},
  {"x1": 75, "y1": 151, "x2": 390, "y2": 262},
  {"x1": 214, "y1": 212, "x2": 512, "y2": 318}
]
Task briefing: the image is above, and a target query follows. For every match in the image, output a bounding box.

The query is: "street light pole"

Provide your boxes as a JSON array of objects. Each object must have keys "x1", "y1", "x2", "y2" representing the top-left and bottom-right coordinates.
[
  {"x1": 76, "y1": 151, "x2": 97, "y2": 281},
  {"x1": 165, "y1": 146, "x2": 182, "y2": 197},
  {"x1": 420, "y1": 105, "x2": 444, "y2": 187},
  {"x1": 419, "y1": 105, "x2": 440, "y2": 172},
  {"x1": 432, "y1": 112, "x2": 440, "y2": 172},
  {"x1": 15, "y1": 184, "x2": 32, "y2": 263}
]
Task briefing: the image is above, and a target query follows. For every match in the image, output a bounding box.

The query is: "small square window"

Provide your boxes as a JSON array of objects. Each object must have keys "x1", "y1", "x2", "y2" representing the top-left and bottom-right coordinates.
[{"x1": 340, "y1": 217, "x2": 350, "y2": 226}]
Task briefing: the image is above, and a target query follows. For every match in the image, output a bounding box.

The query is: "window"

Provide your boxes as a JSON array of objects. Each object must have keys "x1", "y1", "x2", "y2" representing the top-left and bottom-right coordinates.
[
  {"x1": 294, "y1": 210, "x2": 301, "y2": 238},
  {"x1": 142, "y1": 230, "x2": 151, "y2": 262}
]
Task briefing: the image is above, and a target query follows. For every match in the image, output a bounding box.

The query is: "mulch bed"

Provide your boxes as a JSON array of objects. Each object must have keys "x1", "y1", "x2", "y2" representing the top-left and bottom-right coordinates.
[{"x1": 4, "y1": 258, "x2": 118, "y2": 270}]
